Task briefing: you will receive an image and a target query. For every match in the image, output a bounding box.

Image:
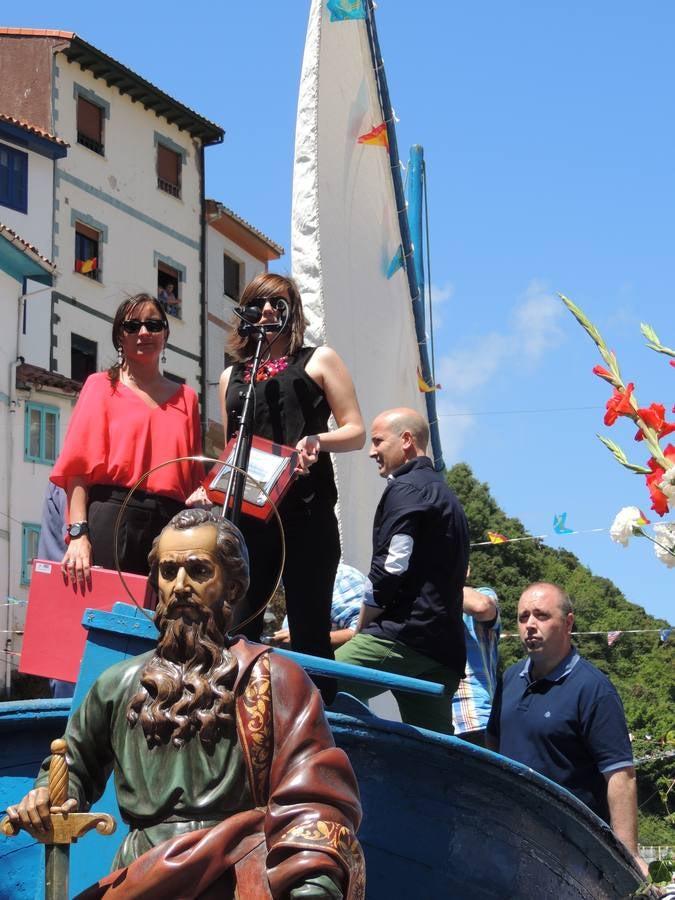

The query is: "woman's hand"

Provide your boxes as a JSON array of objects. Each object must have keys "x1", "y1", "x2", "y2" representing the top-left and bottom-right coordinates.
[
  {"x1": 185, "y1": 486, "x2": 213, "y2": 508},
  {"x1": 61, "y1": 536, "x2": 92, "y2": 588},
  {"x1": 295, "y1": 435, "x2": 321, "y2": 474}
]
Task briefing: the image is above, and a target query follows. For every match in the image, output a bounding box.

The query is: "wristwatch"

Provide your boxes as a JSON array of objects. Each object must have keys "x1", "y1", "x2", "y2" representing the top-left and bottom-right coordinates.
[{"x1": 67, "y1": 522, "x2": 90, "y2": 540}]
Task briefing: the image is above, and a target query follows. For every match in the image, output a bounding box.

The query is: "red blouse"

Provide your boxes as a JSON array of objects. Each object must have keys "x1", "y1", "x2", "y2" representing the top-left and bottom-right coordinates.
[{"x1": 50, "y1": 372, "x2": 204, "y2": 502}]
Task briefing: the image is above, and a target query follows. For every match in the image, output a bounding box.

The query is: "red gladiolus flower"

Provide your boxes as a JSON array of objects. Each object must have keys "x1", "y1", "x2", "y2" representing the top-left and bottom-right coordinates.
[
  {"x1": 593, "y1": 365, "x2": 614, "y2": 383},
  {"x1": 645, "y1": 458, "x2": 668, "y2": 516},
  {"x1": 644, "y1": 447, "x2": 675, "y2": 516},
  {"x1": 604, "y1": 383, "x2": 635, "y2": 426},
  {"x1": 634, "y1": 403, "x2": 675, "y2": 441}
]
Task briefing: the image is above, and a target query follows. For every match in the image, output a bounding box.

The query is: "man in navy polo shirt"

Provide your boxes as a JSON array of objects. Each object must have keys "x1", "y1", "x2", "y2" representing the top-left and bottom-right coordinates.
[
  {"x1": 486, "y1": 582, "x2": 648, "y2": 878},
  {"x1": 336, "y1": 407, "x2": 469, "y2": 735}
]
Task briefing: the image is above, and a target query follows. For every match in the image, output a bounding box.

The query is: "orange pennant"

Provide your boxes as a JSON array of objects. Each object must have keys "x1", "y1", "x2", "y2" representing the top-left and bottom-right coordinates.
[{"x1": 357, "y1": 122, "x2": 389, "y2": 148}]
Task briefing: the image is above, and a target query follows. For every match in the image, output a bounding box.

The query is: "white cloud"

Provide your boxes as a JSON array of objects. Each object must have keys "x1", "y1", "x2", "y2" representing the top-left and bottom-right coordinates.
[
  {"x1": 436, "y1": 400, "x2": 476, "y2": 464},
  {"x1": 433, "y1": 278, "x2": 566, "y2": 456},
  {"x1": 512, "y1": 279, "x2": 564, "y2": 362},
  {"x1": 427, "y1": 280, "x2": 454, "y2": 329},
  {"x1": 438, "y1": 331, "x2": 510, "y2": 393}
]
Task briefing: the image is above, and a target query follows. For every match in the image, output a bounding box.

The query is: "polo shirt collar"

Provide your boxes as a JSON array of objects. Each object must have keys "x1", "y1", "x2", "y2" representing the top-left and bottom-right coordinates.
[
  {"x1": 520, "y1": 647, "x2": 579, "y2": 684},
  {"x1": 390, "y1": 456, "x2": 432, "y2": 480}
]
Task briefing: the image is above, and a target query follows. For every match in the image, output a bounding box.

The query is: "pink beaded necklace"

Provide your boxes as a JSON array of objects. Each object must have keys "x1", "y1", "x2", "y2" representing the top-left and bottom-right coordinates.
[{"x1": 243, "y1": 355, "x2": 289, "y2": 384}]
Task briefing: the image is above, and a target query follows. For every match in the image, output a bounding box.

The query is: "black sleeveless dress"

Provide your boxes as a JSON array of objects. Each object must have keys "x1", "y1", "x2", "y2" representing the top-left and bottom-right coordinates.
[{"x1": 225, "y1": 347, "x2": 340, "y2": 667}]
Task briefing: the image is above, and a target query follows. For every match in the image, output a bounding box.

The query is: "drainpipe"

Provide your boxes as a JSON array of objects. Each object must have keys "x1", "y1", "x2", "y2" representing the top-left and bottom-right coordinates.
[{"x1": 198, "y1": 142, "x2": 208, "y2": 451}]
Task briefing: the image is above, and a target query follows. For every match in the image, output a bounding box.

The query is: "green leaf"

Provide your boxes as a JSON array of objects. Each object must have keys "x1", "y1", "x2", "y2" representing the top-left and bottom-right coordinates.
[{"x1": 597, "y1": 435, "x2": 651, "y2": 474}]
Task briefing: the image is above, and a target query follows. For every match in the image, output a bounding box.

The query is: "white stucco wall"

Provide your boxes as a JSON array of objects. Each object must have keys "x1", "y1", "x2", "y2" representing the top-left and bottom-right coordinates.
[
  {"x1": 50, "y1": 60, "x2": 204, "y2": 394},
  {"x1": 205, "y1": 226, "x2": 268, "y2": 434}
]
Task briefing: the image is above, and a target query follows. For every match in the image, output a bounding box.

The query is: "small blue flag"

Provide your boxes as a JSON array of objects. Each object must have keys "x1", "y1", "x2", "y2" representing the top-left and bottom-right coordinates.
[
  {"x1": 553, "y1": 512, "x2": 574, "y2": 535},
  {"x1": 386, "y1": 246, "x2": 404, "y2": 279},
  {"x1": 327, "y1": 0, "x2": 366, "y2": 21}
]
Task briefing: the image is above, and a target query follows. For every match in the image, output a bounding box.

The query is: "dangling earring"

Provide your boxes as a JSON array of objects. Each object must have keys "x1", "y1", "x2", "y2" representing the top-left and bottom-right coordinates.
[
  {"x1": 117, "y1": 346, "x2": 123, "y2": 366},
  {"x1": 161, "y1": 348, "x2": 166, "y2": 364}
]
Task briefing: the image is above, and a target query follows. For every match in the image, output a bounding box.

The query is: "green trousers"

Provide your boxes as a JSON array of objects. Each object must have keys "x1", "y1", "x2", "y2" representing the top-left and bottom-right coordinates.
[{"x1": 335, "y1": 634, "x2": 460, "y2": 735}]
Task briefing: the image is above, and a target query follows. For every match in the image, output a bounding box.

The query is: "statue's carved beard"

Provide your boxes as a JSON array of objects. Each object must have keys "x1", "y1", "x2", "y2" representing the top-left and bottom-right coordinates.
[{"x1": 126, "y1": 597, "x2": 237, "y2": 752}]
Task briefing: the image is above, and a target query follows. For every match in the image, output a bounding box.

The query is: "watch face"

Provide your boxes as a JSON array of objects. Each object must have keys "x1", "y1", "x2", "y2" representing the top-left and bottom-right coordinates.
[{"x1": 68, "y1": 523, "x2": 88, "y2": 538}]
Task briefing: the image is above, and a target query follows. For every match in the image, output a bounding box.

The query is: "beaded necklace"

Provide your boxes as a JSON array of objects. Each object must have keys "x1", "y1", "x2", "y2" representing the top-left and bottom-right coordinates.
[{"x1": 243, "y1": 355, "x2": 289, "y2": 384}]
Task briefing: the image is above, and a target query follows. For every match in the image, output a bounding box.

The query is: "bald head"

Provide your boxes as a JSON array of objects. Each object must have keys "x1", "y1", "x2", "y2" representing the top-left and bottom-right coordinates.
[{"x1": 369, "y1": 407, "x2": 429, "y2": 477}]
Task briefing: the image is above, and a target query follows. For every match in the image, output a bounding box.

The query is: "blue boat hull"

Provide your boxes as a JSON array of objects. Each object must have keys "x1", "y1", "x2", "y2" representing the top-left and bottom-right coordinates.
[{"x1": 0, "y1": 604, "x2": 641, "y2": 899}]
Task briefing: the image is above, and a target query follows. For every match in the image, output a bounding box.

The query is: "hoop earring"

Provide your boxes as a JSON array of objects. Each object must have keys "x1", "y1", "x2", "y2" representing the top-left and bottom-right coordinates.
[{"x1": 117, "y1": 346, "x2": 123, "y2": 366}]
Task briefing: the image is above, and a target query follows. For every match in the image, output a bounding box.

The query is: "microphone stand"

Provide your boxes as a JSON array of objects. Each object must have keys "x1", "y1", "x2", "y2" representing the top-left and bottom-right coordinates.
[{"x1": 221, "y1": 311, "x2": 285, "y2": 527}]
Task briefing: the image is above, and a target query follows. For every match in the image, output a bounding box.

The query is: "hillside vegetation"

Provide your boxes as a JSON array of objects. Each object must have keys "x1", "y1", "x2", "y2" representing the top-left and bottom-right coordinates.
[{"x1": 447, "y1": 463, "x2": 674, "y2": 845}]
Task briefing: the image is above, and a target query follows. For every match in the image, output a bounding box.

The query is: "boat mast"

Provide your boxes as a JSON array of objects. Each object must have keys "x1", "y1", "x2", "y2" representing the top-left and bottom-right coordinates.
[{"x1": 363, "y1": 2, "x2": 444, "y2": 470}]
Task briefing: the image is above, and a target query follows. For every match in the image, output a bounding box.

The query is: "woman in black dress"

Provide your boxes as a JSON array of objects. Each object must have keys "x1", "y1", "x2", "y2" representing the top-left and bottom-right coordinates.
[{"x1": 220, "y1": 273, "x2": 365, "y2": 668}]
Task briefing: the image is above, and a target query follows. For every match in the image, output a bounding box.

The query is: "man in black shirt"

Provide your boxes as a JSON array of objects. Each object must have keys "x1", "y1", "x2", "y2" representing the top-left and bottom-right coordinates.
[{"x1": 335, "y1": 408, "x2": 469, "y2": 734}]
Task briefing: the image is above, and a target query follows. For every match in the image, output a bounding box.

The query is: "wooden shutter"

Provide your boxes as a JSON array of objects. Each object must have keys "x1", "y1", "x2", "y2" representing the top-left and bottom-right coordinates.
[
  {"x1": 157, "y1": 144, "x2": 180, "y2": 186},
  {"x1": 77, "y1": 97, "x2": 102, "y2": 142}
]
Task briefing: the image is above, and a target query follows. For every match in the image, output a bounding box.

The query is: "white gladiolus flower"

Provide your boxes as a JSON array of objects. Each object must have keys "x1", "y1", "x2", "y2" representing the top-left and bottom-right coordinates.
[
  {"x1": 659, "y1": 466, "x2": 675, "y2": 510},
  {"x1": 609, "y1": 506, "x2": 646, "y2": 547},
  {"x1": 653, "y1": 523, "x2": 675, "y2": 568}
]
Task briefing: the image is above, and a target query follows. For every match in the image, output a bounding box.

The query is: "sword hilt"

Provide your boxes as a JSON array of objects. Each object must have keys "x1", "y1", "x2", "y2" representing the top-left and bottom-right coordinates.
[{"x1": 48, "y1": 738, "x2": 68, "y2": 810}]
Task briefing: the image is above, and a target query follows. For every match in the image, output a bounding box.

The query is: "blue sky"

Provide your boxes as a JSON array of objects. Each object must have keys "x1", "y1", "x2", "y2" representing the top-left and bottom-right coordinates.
[{"x1": 5, "y1": 1, "x2": 673, "y2": 625}]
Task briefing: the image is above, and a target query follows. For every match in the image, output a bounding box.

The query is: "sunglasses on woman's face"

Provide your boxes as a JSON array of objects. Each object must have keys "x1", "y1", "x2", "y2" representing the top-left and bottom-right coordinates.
[
  {"x1": 247, "y1": 296, "x2": 288, "y2": 312},
  {"x1": 121, "y1": 318, "x2": 166, "y2": 334}
]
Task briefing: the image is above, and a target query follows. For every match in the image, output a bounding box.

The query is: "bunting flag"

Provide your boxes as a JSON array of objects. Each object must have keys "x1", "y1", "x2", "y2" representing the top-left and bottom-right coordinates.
[
  {"x1": 357, "y1": 122, "x2": 389, "y2": 148},
  {"x1": 500, "y1": 628, "x2": 670, "y2": 641},
  {"x1": 553, "y1": 512, "x2": 574, "y2": 534},
  {"x1": 487, "y1": 531, "x2": 508, "y2": 544},
  {"x1": 416, "y1": 366, "x2": 441, "y2": 393},
  {"x1": 386, "y1": 245, "x2": 404, "y2": 278},
  {"x1": 659, "y1": 628, "x2": 673, "y2": 644},
  {"x1": 327, "y1": 0, "x2": 366, "y2": 21},
  {"x1": 75, "y1": 256, "x2": 97, "y2": 274}
]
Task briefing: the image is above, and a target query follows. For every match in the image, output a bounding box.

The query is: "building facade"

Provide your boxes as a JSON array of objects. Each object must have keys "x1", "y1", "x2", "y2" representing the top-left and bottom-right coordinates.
[{"x1": 204, "y1": 199, "x2": 283, "y2": 456}]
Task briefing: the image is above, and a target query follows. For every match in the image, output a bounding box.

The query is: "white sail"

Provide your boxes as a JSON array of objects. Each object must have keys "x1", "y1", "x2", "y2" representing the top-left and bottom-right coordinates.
[{"x1": 292, "y1": 0, "x2": 427, "y2": 573}]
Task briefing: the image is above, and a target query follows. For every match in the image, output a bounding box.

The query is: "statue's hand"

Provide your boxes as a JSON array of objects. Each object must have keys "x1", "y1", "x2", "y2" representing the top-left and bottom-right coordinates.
[
  {"x1": 289, "y1": 874, "x2": 343, "y2": 899},
  {"x1": 5, "y1": 788, "x2": 77, "y2": 833}
]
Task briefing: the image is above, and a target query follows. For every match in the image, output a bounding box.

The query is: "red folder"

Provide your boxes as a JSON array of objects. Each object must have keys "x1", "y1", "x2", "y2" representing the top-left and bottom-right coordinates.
[
  {"x1": 202, "y1": 434, "x2": 298, "y2": 522},
  {"x1": 19, "y1": 560, "x2": 153, "y2": 682}
]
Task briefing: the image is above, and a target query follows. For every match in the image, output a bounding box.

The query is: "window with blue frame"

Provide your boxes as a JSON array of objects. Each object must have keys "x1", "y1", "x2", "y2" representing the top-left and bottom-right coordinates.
[
  {"x1": 0, "y1": 142, "x2": 28, "y2": 213},
  {"x1": 21, "y1": 523, "x2": 41, "y2": 584},
  {"x1": 24, "y1": 402, "x2": 59, "y2": 464}
]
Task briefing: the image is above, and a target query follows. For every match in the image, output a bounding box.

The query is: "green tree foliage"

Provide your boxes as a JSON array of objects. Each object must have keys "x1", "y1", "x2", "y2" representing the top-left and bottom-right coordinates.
[{"x1": 446, "y1": 462, "x2": 675, "y2": 843}]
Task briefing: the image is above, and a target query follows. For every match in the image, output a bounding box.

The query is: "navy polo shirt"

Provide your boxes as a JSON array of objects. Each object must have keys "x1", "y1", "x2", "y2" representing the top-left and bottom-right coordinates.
[{"x1": 487, "y1": 649, "x2": 633, "y2": 822}]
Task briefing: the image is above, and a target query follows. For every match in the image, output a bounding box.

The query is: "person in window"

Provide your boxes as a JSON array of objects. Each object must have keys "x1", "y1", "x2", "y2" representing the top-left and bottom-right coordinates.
[
  {"x1": 51, "y1": 293, "x2": 204, "y2": 584},
  {"x1": 220, "y1": 273, "x2": 365, "y2": 691},
  {"x1": 158, "y1": 282, "x2": 179, "y2": 317}
]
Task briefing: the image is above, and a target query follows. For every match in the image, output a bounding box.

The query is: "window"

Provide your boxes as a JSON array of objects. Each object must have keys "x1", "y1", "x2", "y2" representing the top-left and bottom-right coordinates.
[
  {"x1": 71, "y1": 333, "x2": 98, "y2": 384},
  {"x1": 223, "y1": 253, "x2": 241, "y2": 300},
  {"x1": 21, "y1": 523, "x2": 41, "y2": 584},
  {"x1": 157, "y1": 143, "x2": 181, "y2": 197},
  {"x1": 157, "y1": 261, "x2": 182, "y2": 318},
  {"x1": 0, "y1": 142, "x2": 28, "y2": 213},
  {"x1": 75, "y1": 222, "x2": 101, "y2": 281},
  {"x1": 77, "y1": 96, "x2": 104, "y2": 155},
  {"x1": 24, "y1": 402, "x2": 59, "y2": 465}
]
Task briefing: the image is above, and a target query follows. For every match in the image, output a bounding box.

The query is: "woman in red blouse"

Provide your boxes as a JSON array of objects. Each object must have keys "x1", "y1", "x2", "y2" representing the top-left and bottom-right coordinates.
[{"x1": 51, "y1": 294, "x2": 204, "y2": 584}]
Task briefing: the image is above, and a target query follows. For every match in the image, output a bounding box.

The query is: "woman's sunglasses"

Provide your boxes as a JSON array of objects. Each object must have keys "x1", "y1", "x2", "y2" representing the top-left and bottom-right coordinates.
[
  {"x1": 247, "y1": 296, "x2": 288, "y2": 312},
  {"x1": 121, "y1": 318, "x2": 166, "y2": 334}
]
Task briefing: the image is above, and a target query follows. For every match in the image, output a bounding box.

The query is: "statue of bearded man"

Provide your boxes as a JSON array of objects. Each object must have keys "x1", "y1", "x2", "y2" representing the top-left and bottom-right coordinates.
[{"x1": 8, "y1": 509, "x2": 364, "y2": 900}]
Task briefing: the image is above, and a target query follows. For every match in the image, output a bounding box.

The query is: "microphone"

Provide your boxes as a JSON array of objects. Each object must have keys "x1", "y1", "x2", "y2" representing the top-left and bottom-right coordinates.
[{"x1": 233, "y1": 306, "x2": 261, "y2": 324}]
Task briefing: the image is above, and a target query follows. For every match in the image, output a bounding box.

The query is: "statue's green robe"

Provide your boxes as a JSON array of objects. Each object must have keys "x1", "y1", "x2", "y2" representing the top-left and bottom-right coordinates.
[{"x1": 37, "y1": 639, "x2": 365, "y2": 899}]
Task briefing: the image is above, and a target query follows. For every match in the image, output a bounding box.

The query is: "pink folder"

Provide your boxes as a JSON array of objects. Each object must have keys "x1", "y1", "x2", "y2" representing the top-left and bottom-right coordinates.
[{"x1": 19, "y1": 559, "x2": 153, "y2": 682}]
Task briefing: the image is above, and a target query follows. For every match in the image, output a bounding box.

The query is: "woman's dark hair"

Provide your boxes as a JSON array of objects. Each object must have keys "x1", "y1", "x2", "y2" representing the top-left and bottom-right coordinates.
[
  {"x1": 108, "y1": 293, "x2": 169, "y2": 386},
  {"x1": 227, "y1": 273, "x2": 307, "y2": 360}
]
